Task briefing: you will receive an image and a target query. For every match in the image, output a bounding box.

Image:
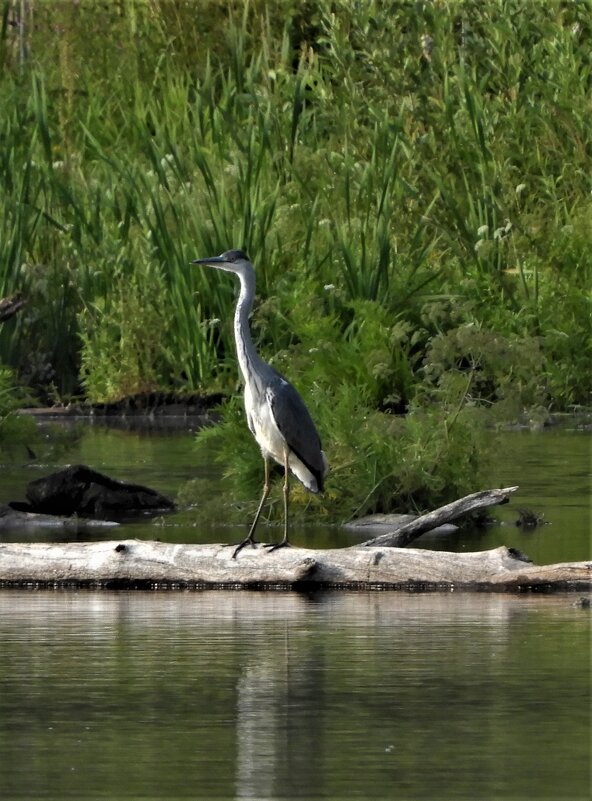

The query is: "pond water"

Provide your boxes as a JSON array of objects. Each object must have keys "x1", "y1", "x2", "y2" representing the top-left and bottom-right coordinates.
[
  {"x1": 0, "y1": 591, "x2": 589, "y2": 800},
  {"x1": 0, "y1": 419, "x2": 590, "y2": 800},
  {"x1": 0, "y1": 418, "x2": 589, "y2": 563}
]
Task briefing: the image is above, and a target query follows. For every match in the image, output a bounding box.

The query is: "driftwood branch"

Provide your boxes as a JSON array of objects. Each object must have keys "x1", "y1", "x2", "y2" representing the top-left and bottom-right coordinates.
[
  {"x1": 0, "y1": 540, "x2": 589, "y2": 592},
  {"x1": 362, "y1": 486, "x2": 520, "y2": 548},
  {"x1": 0, "y1": 293, "x2": 25, "y2": 323}
]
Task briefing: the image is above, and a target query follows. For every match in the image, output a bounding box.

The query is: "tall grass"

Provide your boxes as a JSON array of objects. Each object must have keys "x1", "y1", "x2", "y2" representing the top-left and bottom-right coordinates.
[{"x1": 0, "y1": 0, "x2": 589, "y2": 412}]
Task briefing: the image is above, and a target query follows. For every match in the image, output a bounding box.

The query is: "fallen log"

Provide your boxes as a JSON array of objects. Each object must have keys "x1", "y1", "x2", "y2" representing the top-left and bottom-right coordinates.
[
  {"x1": 0, "y1": 539, "x2": 589, "y2": 592},
  {"x1": 0, "y1": 293, "x2": 25, "y2": 323},
  {"x1": 362, "y1": 486, "x2": 519, "y2": 548}
]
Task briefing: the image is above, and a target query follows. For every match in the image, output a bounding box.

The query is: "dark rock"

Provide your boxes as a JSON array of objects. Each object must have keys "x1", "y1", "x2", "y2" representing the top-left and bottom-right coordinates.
[
  {"x1": 515, "y1": 508, "x2": 546, "y2": 529},
  {"x1": 22, "y1": 464, "x2": 175, "y2": 519}
]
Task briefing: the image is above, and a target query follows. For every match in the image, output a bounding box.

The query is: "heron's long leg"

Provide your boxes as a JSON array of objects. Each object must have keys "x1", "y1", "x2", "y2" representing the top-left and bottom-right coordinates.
[
  {"x1": 231, "y1": 457, "x2": 271, "y2": 558},
  {"x1": 264, "y1": 449, "x2": 291, "y2": 552},
  {"x1": 248, "y1": 456, "x2": 272, "y2": 539},
  {"x1": 281, "y1": 448, "x2": 290, "y2": 544}
]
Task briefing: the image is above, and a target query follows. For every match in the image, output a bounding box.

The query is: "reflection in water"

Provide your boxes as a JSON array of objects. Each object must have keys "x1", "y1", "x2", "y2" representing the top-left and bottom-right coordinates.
[
  {"x1": 236, "y1": 653, "x2": 287, "y2": 798},
  {"x1": 225, "y1": 594, "x2": 325, "y2": 798},
  {"x1": 231, "y1": 593, "x2": 525, "y2": 800},
  {"x1": 235, "y1": 627, "x2": 327, "y2": 800},
  {"x1": 1, "y1": 591, "x2": 587, "y2": 800}
]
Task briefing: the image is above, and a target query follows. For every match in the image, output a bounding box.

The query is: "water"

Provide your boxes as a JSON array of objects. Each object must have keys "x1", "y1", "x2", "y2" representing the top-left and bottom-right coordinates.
[
  {"x1": 0, "y1": 420, "x2": 589, "y2": 563},
  {"x1": 0, "y1": 420, "x2": 590, "y2": 799},
  {"x1": 0, "y1": 591, "x2": 589, "y2": 800}
]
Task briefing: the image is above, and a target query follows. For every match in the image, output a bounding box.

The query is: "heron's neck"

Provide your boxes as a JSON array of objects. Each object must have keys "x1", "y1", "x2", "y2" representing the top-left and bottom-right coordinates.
[{"x1": 234, "y1": 268, "x2": 265, "y2": 387}]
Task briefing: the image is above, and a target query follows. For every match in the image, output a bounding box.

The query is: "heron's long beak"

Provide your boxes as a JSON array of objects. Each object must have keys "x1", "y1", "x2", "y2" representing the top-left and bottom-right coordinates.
[{"x1": 191, "y1": 256, "x2": 225, "y2": 266}]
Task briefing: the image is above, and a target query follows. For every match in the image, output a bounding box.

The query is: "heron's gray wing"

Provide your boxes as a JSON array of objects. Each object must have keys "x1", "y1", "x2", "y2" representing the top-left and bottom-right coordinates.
[{"x1": 267, "y1": 373, "x2": 326, "y2": 491}]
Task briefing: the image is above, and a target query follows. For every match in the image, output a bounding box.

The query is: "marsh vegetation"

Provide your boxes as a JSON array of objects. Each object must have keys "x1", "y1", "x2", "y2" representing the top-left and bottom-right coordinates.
[{"x1": 0, "y1": 1, "x2": 590, "y2": 519}]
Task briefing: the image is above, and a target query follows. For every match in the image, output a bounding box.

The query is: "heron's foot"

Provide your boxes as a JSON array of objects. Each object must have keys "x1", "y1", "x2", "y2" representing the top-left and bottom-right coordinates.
[
  {"x1": 262, "y1": 540, "x2": 292, "y2": 554},
  {"x1": 228, "y1": 536, "x2": 257, "y2": 559}
]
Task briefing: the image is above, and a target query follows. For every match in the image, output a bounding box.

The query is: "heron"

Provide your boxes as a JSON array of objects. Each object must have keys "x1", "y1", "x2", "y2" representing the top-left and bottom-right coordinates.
[{"x1": 192, "y1": 249, "x2": 328, "y2": 557}]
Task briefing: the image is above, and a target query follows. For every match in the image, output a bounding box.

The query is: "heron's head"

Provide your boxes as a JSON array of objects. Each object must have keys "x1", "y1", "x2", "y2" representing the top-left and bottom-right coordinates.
[{"x1": 191, "y1": 249, "x2": 251, "y2": 275}]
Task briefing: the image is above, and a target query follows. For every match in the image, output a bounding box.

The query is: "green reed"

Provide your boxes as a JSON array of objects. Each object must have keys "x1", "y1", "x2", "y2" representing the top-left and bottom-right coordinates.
[{"x1": 0, "y1": 0, "x2": 589, "y2": 416}]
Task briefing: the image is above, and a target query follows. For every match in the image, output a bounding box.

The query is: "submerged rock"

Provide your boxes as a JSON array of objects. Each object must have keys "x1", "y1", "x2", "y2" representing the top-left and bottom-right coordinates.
[
  {"x1": 0, "y1": 504, "x2": 119, "y2": 534},
  {"x1": 344, "y1": 513, "x2": 458, "y2": 537},
  {"x1": 18, "y1": 464, "x2": 175, "y2": 519}
]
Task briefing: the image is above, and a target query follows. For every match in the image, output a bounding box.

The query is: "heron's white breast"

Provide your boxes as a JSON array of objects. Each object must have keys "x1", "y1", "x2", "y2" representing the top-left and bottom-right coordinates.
[
  {"x1": 245, "y1": 384, "x2": 285, "y2": 461},
  {"x1": 244, "y1": 384, "x2": 319, "y2": 492}
]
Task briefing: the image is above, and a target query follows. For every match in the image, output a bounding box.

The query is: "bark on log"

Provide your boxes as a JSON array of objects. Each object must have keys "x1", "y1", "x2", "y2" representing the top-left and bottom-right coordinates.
[
  {"x1": 0, "y1": 539, "x2": 589, "y2": 592},
  {"x1": 362, "y1": 486, "x2": 520, "y2": 548}
]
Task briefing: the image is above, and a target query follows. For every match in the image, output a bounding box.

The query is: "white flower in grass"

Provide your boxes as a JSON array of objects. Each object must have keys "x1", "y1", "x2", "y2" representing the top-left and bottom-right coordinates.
[{"x1": 494, "y1": 221, "x2": 512, "y2": 240}]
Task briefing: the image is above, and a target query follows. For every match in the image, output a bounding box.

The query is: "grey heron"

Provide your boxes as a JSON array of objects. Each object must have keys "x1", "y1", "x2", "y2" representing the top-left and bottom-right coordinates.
[{"x1": 192, "y1": 249, "x2": 328, "y2": 557}]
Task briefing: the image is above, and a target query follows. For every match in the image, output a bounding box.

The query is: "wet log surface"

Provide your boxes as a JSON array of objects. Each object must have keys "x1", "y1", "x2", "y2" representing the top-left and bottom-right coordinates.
[{"x1": 0, "y1": 539, "x2": 589, "y2": 592}]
